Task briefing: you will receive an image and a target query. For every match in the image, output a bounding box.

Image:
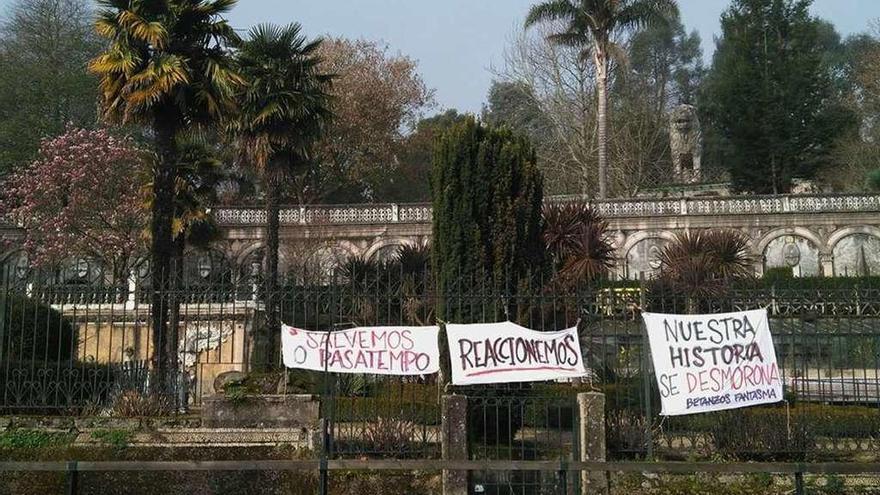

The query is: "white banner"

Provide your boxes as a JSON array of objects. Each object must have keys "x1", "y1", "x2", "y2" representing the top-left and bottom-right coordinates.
[
  {"x1": 642, "y1": 309, "x2": 783, "y2": 416},
  {"x1": 281, "y1": 324, "x2": 440, "y2": 376},
  {"x1": 446, "y1": 322, "x2": 587, "y2": 385}
]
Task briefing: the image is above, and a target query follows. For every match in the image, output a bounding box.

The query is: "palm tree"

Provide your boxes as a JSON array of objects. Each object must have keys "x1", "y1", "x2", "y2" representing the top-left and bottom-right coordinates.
[
  {"x1": 231, "y1": 23, "x2": 332, "y2": 368},
  {"x1": 90, "y1": 0, "x2": 242, "y2": 381},
  {"x1": 525, "y1": 0, "x2": 678, "y2": 199}
]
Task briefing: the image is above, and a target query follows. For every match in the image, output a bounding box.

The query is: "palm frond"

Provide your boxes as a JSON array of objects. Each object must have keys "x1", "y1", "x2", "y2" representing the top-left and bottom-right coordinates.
[
  {"x1": 525, "y1": 0, "x2": 579, "y2": 28},
  {"x1": 231, "y1": 22, "x2": 334, "y2": 177},
  {"x1": 616, "y1": 0, "x2": 679, "y2": 31},
  {"x1": 118, "y1": 10, "x2": 169, "y2": 48},
  {"x1": 91, "y1": 0, "x2": 241, "y2": 125}
]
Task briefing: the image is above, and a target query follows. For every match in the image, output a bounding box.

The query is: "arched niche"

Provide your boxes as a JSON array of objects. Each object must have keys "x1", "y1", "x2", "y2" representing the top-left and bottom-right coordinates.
[
  {"x1": 1, "y1": 250, "x2": 32, "y2": 288},
  {"x1": 182, "y1": 249, "x2": 234, "y2": 287},
  {"x1": 833, "y1": 234, "x2": 880, "y2": 277},
  {"x1": 763, "y1": 235, "x2": 820, "y2": 277},
  {"x1": 625, "y1": 237, "x2": 669, "y2": 280},
  {"x1": 364, "y1": 238, "x2": 416, "y2": 263},
  {"x1": 283, "y1": 243, "x2": 355, "y2": 285}
]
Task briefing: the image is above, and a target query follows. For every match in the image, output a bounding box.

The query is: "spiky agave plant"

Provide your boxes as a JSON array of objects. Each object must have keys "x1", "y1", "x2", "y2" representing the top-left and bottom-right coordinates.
[
  {"x1": 656, "y1": 230, "x2": 755, "y2": 312},
  {"x1": 543, "y1": 202, "x2": 614, "y2": 286},
  {"x1": 395, "y1": 243, "x2": 431, "y2": 276}
]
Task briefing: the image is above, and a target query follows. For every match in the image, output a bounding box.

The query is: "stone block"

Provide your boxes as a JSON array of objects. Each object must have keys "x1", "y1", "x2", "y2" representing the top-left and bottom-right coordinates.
[
  {"x1": 74, "y1": 417, "x2": 140, "y2": 431},
  {"x1": 578, "y1": 392, "x2": 607, "y2": 495},
  {"x1": 12, "y1": 416, "x2": 74, "y2": 430},
  {"x1": 141, "y1": 416, "x2": 202, "y2": 430},
  {"x1": 201, "y1": 394, "x2": 319, "y2": 429},
  {"x1": 441, "y1": 394, "x2": 467, "y2": 495}
]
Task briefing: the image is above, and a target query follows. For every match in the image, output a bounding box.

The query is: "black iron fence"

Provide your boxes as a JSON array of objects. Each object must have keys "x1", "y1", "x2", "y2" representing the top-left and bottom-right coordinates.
[
  {"x1": 3, "y1": 459, "x2": 880, "y2": 495},
  {"x1": 2, "y1": 268, "x2": 880, "y2": 463}
]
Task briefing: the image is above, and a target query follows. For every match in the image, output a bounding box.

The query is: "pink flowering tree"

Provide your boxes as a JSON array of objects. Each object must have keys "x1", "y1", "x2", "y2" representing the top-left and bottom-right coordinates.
[{"x1": 3, "y1": 127, "x2": 149, "y2": 283}]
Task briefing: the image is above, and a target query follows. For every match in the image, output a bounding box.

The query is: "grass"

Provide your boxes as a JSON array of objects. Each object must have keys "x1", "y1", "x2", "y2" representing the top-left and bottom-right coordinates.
[{"x1": 0, "y1": 429, "x2": 74, "y2": 449}]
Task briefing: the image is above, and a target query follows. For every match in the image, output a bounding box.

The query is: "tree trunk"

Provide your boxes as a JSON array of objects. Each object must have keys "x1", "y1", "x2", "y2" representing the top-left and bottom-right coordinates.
[
  {"x1": 150, "y1": 112, "x2": 179, "y2": 391},
  {"x1": 595, "y1": 51, "x2": 609, "y2": 200},
  {"x1": 257, "y1": 172, "x2": 282, "y2": 370},
  {"x1": 167, "y1": 234, "x2": 185, "y2": 403}
]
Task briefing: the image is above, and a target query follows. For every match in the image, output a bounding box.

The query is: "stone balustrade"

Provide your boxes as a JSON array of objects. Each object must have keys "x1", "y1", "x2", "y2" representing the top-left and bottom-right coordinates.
[{"x1": 211, "y1": 193, "x2": 880, "y2": 226}]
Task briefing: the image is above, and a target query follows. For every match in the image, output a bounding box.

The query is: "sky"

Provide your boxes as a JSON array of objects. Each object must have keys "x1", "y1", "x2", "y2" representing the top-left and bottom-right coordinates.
[
  {"x1": 223, "y1": 0, "x2": 880, "y2": 113},
  {"x1": 2, "y1": 0, "x2": 879, "y2": 113}
]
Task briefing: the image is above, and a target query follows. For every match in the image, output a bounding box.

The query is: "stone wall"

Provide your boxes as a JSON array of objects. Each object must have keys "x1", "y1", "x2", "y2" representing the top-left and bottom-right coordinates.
[{"x1": 70, "y1": 308, "x2": 253, "y2": 399}]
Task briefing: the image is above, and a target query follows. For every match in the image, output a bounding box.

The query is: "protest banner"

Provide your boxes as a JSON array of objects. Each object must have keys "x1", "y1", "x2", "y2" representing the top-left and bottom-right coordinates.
[
  {"x1": 446, "y1": 322, "x2": 587, "y2": 385},
  {"x1": 281, "y1": 324, "x2": 440, "y2": 376},
  {"x1": 642, "y1": 309, "x2": 782, "y2": 416}
]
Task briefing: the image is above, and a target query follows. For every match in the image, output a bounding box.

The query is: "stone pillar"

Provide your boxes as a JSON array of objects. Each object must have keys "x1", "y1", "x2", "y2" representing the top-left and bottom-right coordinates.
[
  {"x1": 442, "y1": 394, "x2": 468, "y2": 495},
  {"x1": 820, "y1": 254, "x2": 835, "y2": 277},
  {"x1": 578, "y1": 392, "x2": 607, "y2": 495},
  {"x1": 616, "y1": 257, "x2": 628, "y2": 281},
  {"x1": 754, "y1": 259, "x2": 765, "y2": 278}
]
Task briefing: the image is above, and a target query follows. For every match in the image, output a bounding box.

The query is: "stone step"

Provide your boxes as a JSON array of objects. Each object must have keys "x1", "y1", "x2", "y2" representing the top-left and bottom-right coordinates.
[{"x1": 74, "y1": 428, "x2": 319, "y2": 449}]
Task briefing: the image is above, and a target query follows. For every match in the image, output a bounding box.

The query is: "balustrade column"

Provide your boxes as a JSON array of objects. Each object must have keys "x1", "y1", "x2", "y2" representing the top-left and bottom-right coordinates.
[{"x1": 125, "y1": 268, "x2": 137, "y2": 310}]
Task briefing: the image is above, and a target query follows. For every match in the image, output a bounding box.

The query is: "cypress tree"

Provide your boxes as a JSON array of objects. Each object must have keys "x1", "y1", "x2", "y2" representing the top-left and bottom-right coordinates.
[{"x1": 431, "y1": 117, "x2": 544, "y2": 323}]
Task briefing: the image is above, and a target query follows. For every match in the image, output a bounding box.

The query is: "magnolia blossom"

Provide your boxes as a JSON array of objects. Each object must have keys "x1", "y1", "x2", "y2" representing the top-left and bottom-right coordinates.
[{"x1": 3, "y1": 127, "x2": 149, "y2": 281}]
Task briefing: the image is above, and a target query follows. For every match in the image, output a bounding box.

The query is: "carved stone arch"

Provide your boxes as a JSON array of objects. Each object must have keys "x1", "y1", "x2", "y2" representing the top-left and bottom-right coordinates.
[
  {"x1": 331, "y1": 240, "x2": 360, "y2": 259},
  {"x1": 181, "y1": 247, "x2": 234, "y2": 285},
  {"x1": 0, "y1": 248, "x2": 25, "y2": 266},
  {"x1": 827, "y1": 226, "x2": 880, "y2": 277},
  {"x1": 234, "y1": 241, "x2": 265, "y2": 268},
  {"x1": 756, "y1": 227, "x2": 826, "y2": 256},
  {"x1": 757, "y1": 228, "x2": 823, "y2": 277},
  {"x1": 363, "y1": 237, "x2": 418, "y2": 262},
  {"x1": 279, "y1": 239, "x2": 362, "y2": 283},
  {"x1": 826, "y1": 225, "x2": 880, "y2": 253},
  {"x1": 620, "y1": 230, "x2": 677, "y2": 260},
  {"x1": 622, "y1": 231, "x2": 677, "y2": 280},
  {"x1": 0, "y1": 249, "x2": 31, "y2": 286}
]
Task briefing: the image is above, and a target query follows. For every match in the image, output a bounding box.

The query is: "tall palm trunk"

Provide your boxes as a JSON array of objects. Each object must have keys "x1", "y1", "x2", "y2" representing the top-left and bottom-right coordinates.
[
  {"x1": 258, "y1": 170, "x2": 282, "y2": 369},
  {"x1": 595, "y1": 51, "x2": 609, "y2": 199},
  {"x1": 151, "y1": 112, "x2": 179, "y2": 389},
  {"x1": 168, "y1": 233, "x2": 186, "y2": 405}
]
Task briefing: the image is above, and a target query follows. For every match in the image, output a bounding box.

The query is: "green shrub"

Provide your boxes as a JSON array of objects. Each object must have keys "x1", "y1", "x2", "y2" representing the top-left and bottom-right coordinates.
[
  {"x1": 90, "y1": 429, "x2": 132, "y2": 449},
  {"x1": 815, "y1": 474, "x2": 847, "y2": 495},
  {"x1": 707, "y1": 407, "x2": 814, "y2": 460},
  {"x1": 669, "y1": 403, "x2": 880, "y2": 440},
  {"x1": 333, "y1": 396, "x2": 440, "y2": 426},
  {"x1": 0, "y1": 429, "x2": 74, "y2": 449},
  {"x1": 763, "y1": 266, "x2": 794, "y2": 281},
  {"x1": 1, "y1": 294, "x2": 76, "y2": 362}
]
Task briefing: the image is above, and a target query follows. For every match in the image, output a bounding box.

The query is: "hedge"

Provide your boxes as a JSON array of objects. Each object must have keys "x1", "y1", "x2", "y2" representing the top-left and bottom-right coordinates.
[{"x1": 1, "y1": 294, "x2": 76, "y2": 362}]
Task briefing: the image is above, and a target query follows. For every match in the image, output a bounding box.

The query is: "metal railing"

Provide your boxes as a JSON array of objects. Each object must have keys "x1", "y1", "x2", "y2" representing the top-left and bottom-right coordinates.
[
  {"x1": 3, "y1": 271, "x2": 880, "y2": 462},
  {"x1": 2, "y1": 459, "x2": 880, "y2": 495}
]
